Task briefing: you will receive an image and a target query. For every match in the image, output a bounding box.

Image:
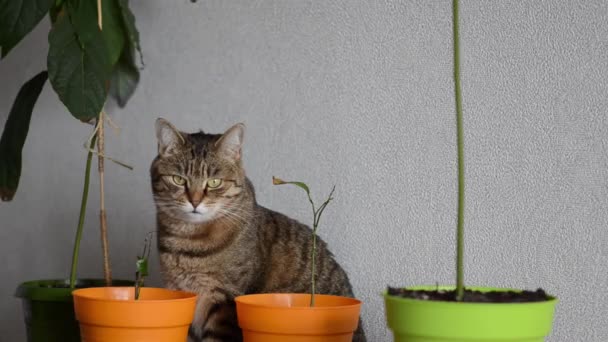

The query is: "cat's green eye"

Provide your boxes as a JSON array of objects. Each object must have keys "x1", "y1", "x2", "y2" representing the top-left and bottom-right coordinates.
[
  {"x1": 207, "y1": 178, "x2": 223, "y2": 189},
  {"x1": 172, "y1": 175, "x2": 186, "y2": 186}
]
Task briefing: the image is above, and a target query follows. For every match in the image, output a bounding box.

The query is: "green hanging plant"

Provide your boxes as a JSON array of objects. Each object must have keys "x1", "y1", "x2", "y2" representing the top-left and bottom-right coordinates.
[
  {"x1": 1, "y1": 0, "x2": 143, "y2": 287},
  {"x1": 0, "y1": 0, "x2": 142, "y2": 201}
]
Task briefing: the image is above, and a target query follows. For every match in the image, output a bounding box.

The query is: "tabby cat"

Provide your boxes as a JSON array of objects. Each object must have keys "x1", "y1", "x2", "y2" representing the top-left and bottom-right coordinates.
[{"x1": 151, "y1": 118, "x2": 365, "y2": 342}]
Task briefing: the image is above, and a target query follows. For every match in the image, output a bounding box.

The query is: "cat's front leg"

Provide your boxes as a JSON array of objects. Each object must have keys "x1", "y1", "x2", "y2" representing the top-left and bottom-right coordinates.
[{"x1": 188, "y1": 289, "x2": 242, "y2": 342}]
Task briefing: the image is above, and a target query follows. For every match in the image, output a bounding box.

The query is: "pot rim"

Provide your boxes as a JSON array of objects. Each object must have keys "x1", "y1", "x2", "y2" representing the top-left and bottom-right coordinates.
[
  {"x1": 15, "y1": 279, "x2": 134, "y2": 301},
  {"x1": 235, "y1": 293, "x2": 362, "y2": 310},
  {"x1": 383, "y1": 285, "x2": 558, "y2": 305},
  {"x1": 72, "y1": 286, "x2": 197, "y2": 303}
]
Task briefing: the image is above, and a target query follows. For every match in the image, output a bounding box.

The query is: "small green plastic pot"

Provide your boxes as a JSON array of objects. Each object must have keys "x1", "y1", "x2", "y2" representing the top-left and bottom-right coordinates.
[
  {"x1": 15, "y1": 279, "x2": 133, "y2": 342},
  {"x1": 384, "y1": 286, "x2": 557, "y2": 342}
]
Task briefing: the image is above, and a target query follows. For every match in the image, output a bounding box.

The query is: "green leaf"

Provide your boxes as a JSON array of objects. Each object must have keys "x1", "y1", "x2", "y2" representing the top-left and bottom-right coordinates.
[
  {"x1": 47, "y1": 3, "x2": 111, "y2": 121},
  {"x1": 273, "y1": 176, "x2": 311, "y2": 196},
  {"x1": 116, "y1": 0, "x2": 143, "y2": 66},
  {"x1": 101, "y1": 0, "x2": 125, "y2": 66},
  {"x1": 109, "y1": 47, "x2": 139, "y2": 107},
  {"x1": 65, "y1": 0, "x2": 97, "y2": 42},
  {"x1": 106, "y1": 0, "x2": 142, "y2": 107},
  {"x1": 136, "y1": 257, "x2": 148, "y2": 277},
  {"x1": 287, "y1": 181, "x2": 311, "y2": 194},
  {"x1": 49, "y1": 5, "x2": 61, "y2": 24},
  {"x1": 0, "y1": 71, "x2": 48, "y2": 201},
  {"x1": 0, "y1": 0, "x2": 54, "y2": 58}
]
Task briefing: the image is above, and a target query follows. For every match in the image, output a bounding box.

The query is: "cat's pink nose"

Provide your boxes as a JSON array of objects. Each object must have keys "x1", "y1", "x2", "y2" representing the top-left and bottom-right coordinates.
[{"x1": 189, "y1": 190, "x2": 203, "y2": 208}]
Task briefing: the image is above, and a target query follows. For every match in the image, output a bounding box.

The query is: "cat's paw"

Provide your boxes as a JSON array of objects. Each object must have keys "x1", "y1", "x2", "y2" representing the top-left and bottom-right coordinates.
[
  {"x1": 188, "y1": 325, "x2": 201, "y2": 342},
  {"x1": 189, "y1": 299, "x2": 206, "y2": 339}
]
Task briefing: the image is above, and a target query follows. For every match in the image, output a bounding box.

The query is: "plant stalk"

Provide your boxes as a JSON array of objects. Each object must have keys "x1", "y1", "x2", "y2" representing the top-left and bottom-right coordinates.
[
  {"x1": 310, "y1": 223, "x2": 317, "y2": 306},
  {"x1": 309, "y1": 186, "x2": 334, "y2": 306},
  {"x1": 70, "y1": 133, "x2": 98, "y2": 288},
  {"x1": 272, "y1": 178, "x2": 334, "y2": 307},
  {"x1": 453, "y1": 0, "x2": 465, "y2": 301},
  {"x1": 97, "y1": 0, "x2": 103, "y2": 28},
  {"x1": 96, "y1": 0, "x2": 112, "y2": 286},
  {"x1": 98, "y1": 112, "x2": 112, "y2": 285}
]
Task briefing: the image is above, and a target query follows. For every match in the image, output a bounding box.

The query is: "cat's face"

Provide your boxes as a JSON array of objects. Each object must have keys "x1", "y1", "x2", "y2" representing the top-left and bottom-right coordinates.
[{"x1": 150, "y1": 119, "x2": 246, "y2": 224}]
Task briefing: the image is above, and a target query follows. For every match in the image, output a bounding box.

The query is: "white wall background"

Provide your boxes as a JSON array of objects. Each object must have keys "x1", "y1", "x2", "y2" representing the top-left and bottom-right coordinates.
[{"x1": 2, "y1": 1, "x2": 607, "y2": 341}]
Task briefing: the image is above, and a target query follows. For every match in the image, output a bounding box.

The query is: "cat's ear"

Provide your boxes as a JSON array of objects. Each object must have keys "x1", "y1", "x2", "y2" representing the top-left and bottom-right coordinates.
[
  {"x1": 216, "y1": 123, "x2": 245, "y2": 161},
  {"x1": 155, "y1": 118, "x2": 185, "y2": 157}
]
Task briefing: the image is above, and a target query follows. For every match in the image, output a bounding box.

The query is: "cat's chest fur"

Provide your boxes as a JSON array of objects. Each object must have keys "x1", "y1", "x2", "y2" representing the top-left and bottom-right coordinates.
[{"x1": 156, "y1": 216, "x2": 261, "y2": 296}]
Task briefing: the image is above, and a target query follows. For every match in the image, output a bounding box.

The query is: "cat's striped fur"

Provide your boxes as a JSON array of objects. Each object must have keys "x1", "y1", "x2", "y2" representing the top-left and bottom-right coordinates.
[{"x1": 151, "y1": 119, "x2": 365, "y2": 342}]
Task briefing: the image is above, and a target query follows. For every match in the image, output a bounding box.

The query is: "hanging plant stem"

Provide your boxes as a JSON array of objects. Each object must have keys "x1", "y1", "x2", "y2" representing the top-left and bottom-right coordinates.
[
  {"x1": 453, "y1": 0, "x2": 466, "y2": 302},
  {"x1": 70, "y1": 132, "x2": 98, "y2": 288}
]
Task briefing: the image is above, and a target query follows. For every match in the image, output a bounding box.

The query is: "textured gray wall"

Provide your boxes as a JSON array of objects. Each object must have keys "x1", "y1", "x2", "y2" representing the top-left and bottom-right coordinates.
[{"x1": 1, "y1": 1, "x2": 607, "y2": 341}]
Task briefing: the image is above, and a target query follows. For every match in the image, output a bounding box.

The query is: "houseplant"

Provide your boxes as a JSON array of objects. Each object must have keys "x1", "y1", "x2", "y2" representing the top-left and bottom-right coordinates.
[
  {"x1": 72, "y1": 233, "x2": 198, "y2": 342},
  {"x1": 235, "y1": 177, "x2": 362, "y2": 342},
  {"x1": 383, "y1": 1, "x2": 557, "y2": 341},
  {"x1": 3, "y1": 0, "x2": 143, "y2": 340}
]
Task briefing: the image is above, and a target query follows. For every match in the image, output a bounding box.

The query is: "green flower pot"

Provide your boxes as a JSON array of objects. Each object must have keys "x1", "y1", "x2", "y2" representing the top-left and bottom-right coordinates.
[
  {"x1": 15, "y1": 279, "x2": 134, "y2": 342},
  {"x1": 384, "y1": 286, "x2": 557, "y2": 342}
]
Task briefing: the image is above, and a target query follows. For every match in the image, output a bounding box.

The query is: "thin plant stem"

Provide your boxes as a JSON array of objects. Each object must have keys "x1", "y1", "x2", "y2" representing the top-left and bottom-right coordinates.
[
  {"x1": 272, "y1": 177, "x2": 334, "y2": 307},
  {"x1": 135, "y1": 232, "x2": 154, "y2": 300},
  {"x1": 97, "y1": 0, "x2": 103, "y2": 28},
  {"x1": 453, "y1": 0, "x2": 466, "y2": 301},
  {"x1": 70, "y1": 133, "x2": 98, "y2": 288},
  {"x1": 297, "y1": 186, "x2": 318, "y2": 306},
  {"x1": 309, "y1": 186, "x2": 334, "y2": 307},
  {"x1": 96, "y1": 0, "x2": 112, "y2": 286},
  {"x1": 310, "y1": 223, "x2": 317, "y2": 306},
  {"x1": 98, "y1": 112, "x2": 112, "y2": 286},
  {"x1": 304, "y1": 190, "x2": 318, "y2": 307}
]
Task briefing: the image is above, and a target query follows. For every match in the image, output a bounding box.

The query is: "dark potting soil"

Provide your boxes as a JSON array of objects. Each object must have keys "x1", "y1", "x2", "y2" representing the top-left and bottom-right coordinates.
[
  {"x1": 387, "y1": 287, "x2": 550, "y2": 303},
  {"x1": 43, "y1": 283, "x2": 85, "y2": 289},
  {"x1": 41, "y1": 281, "x2": 127, "y2": 289}
]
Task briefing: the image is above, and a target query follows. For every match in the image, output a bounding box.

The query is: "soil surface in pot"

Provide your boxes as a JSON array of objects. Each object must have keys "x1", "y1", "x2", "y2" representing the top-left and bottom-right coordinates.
[
  {"x1": 41, "y1": 283, "x2": 90, "y2": 289},
  {"x1": 387, "y1": 287, "x2": 550, "y2": 303},
  {"x1": 28, "y1": 279, "x2": 134, "y2": 290}
]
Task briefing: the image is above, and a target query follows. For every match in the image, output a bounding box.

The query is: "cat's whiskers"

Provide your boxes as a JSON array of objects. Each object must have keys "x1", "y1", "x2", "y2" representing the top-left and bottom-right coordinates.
[
  {"x1": 154, "y1": 202, "x2": 179, "y2": 209},
  {"x1": 215, "y1": 207, "x2": 250, "y2": 227},
  {"x1": 218, "y1": 202, "x2": 251, "y2": 217},
  {"x1": 215, "y1": 209, "x2": 245, "y2": 224}
]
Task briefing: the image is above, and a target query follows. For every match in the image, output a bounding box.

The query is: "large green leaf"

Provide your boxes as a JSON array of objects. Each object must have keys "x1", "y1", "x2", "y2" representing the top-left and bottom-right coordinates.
[
  {"x1": 108, "y1": 0, "x2": 142, "y2": 107},
  {"x1": 0, "y1": 71, "x2": 48, "y2": 201},
  {"x1": 47, "y1": 3, "x2": 111, "y2": 121},
  {"x1": 109, "y1": 47, "x2": 139, "y2": 107},
  {"x1": 67, "y1": 0, "x2": 99, "y2": 42},
  {"x1": 101, "y1": 0, "x2": 125, "y2": 66},
  {"x1": 0, "y1": 0, "x2": 54, "y2": 58},
  {"x1": 117, "y1": 0, "x2": 143, "y2": 66}
]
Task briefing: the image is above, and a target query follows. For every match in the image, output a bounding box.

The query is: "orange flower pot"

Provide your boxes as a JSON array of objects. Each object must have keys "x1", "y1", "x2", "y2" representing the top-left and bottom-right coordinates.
[
  {"x1": 235, "y1": 293, "x2": 362, "y2": 342},
  {"x1": 72, "y1": 287, "x2": 197, "y2": 342}
]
